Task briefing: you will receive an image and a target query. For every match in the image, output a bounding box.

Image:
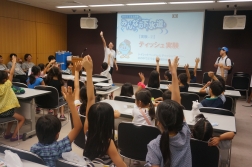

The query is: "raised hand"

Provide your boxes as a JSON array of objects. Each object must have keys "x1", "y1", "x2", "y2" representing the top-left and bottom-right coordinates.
[
  {"x1": 100, "y1": 31, "x2": 103, "y2": 36},
  {"x1": 12, "y1": 56, "x2": 16, "y2": 64},
  {"x1": 169, "y1": 56, "x2": 179, "y2": 74},
  {"x1": 138, "y1": 72, "x2": 145, "y2": 82},
  {"x1": 81, "y1": 55, "x2": 93, "y2": 72},
  {"x1": 184, "y1": 64, "x2": 189, "y2": 69},
  {"x1": 195, "y1": 58, "x2": 200, "y2": 63},
  {"x1": 62, "y1": 86, "x2": 75, "y2": 103},
  {"x1": 156, "y1": 56, "x2": 160, "y2": 63},
  {"x1": 75, "y1": 61, "x2": 82, "y2": 72},
  {"x1": 50, "y1": 59, "x2": 56, "y2": 64}
]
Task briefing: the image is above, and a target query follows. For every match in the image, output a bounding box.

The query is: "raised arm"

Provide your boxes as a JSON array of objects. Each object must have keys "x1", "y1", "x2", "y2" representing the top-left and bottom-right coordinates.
[
  {"x1": 169, "y1": 57, "x2": 181, "y2": 104},
  {"x1": 199, "y1": 81, "x2": 211, "y2": 93},
  {"x1": 8, "y1": 56, "x2": 16, "y2": 82},
  {"x1": 44, "y1": 59, "x2": 56, "y2": 73},
  {"x1": 208, "y1": 132, "x2": 235, "y2": 146},
  {"x1": 156, "y1": 56, "x2": 160, "y2": 74},
  {"x1": 100, "y1": 31, "x2": 107, "y2": 48},
  {"x1": 74, "y1": 61, "x2": 82, "y2": 101},
  {"x1": 108, "y1": 54, "x2": 111, "y2": 66},
  {"x1": 194, "y1": 58, "x2": 200, "y2": 76},
  {"x1": 83, "y1": 55, "x2": 95, "y2": 134},
  {"x1": 184, "y1": 64, "x2": 190, "y2": 83},
  {"x1": 208, "y1": 71, "x2": 218, "y2": 81},
  {"x1": 62, "y1": 86, "x2": 82, "y2": 143},
  {"x1": 135, "y1": 72, "x2": 145, "y2": 93}
]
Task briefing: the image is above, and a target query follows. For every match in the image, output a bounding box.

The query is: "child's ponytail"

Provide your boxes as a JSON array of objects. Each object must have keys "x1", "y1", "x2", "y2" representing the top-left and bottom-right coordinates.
[
  {"x1": 148, "y1": 102, "x2": 155, "y2": 120},
  {"x1": 160, "y1": 126, "x2": 171, "y2": 167}
]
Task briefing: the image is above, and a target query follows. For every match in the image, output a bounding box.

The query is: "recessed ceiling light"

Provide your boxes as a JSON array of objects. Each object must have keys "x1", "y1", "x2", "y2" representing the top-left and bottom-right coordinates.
[
  {"x1": 56, "y1": 5, "x2": 88, "y2": 8},
  {"x1": 218, "y1": 0, "x2": 252, "y2": 2},
  {"x1": 126, "y1": 2, "x2": 167, "y2": 6},
  {"x1": 169, "y1": 1, "x2": 215, "y2": 4},
  {"x1": 89, "y1": 4, "x2": 124, "y2": 7}
]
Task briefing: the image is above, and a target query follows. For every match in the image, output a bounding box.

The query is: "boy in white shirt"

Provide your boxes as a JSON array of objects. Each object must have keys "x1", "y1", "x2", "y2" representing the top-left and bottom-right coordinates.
[{"x1": 101, "y1": 54, "x2": 113, "y2": 99}]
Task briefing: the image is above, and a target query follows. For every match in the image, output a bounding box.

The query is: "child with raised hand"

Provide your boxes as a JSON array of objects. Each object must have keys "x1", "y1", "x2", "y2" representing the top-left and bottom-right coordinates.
[
  {"x1": 73, "y1": 61, "x2": 83, "y2": 111},
  {"x1": 30, "y1": 86, "x2": 82, "y2": 167},
  {"x1": 0, "y1": 56, "x2": 25, "y2": 141},
  {"x1": 132, "y1": 89, "x2": 155, "y2": 126},
  {"x1": 189, "y1": 58, "x2": 200, "y2": 83},
  {"x1": 192, "y1": 114, "x2": 235, "y2": 166},
  {"x1": 148, "y1": 57, "x2": 160, "y2": 89},
  {"x1": 27, "y1": 66, "x2": 45, "y2": 89},
  {"x1": 45, "y1": 66, "x2": 66, "y2": 120},
  {"x1": 146, "y1": 57, "x2": 192, "y2": 167},
  {"x1": 62, "y1": 62, "x2": 73, "y2": 75},
  {"x1": 82, "y1": 55, "x2": 126, "y2": 167}
]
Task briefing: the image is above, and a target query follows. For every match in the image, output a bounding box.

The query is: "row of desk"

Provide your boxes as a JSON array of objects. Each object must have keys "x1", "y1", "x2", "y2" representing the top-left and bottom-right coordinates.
[{"x1": 102, "y1": 99, "x2": 237, "y2": 134}]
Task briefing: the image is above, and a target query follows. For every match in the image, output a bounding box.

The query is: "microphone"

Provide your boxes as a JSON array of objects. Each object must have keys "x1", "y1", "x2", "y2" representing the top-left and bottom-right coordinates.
[{"x1": 80, "y1": 48, "x2": 88, "y2": 58}]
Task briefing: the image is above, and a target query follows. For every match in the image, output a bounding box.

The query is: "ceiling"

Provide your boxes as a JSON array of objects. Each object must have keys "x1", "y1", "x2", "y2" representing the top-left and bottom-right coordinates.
[{"x1": 9, "y1": 0, "x2": 252, "y2": 14}]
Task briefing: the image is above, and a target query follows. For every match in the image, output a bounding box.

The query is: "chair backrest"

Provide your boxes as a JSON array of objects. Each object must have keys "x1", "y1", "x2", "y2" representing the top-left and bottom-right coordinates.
[
  {"x1": 190, "y1": 138, "x2": 219, "y2": 167},
  {"x1": 231, "y1": 76, "x2": 250, "y2": 90},
  {"x1": 61, "y1": 72, "x2": 71, "y2": 75},
  {"x1": 114, "y1": 96, "x2": 135, "y2": 103},
  {"x1": 56, "y1": 159, "x2": 82, "y2": 167},
  {"x1": 160, "y1": 80, "x2": 171, "y2": 84},
  {"x1": 70, "y1": 113, "x2": 86, "y2": 150},
  {"x1": 145, "y1": 87, "x2": 163, "y2": 99},
  {"x1": 202, "y1": 72, "x2": 212, "y2": 84},
  {"x1": 189, "y1": 83, "x2": 203, "y2": 88},
  {"x1": 199, "y1": 107, "x2": 234, "y2": 116},
  {"x1": 34, "y1": 86, "x2": 58, "y2": 108},
  {"x1": 233, "y1": 72, "x2": 250, "y2": 77},
  {"x1": 225, "y1": 85, "x2": 235, "y2": 90},
  {"x1": 67, "y1": 80, "x2": 85, "y2": 91},
  {"x1": 0, "y1": 144, "x2": 45, "y2": 165},
  {"x1": 118, "y1": 122, "x2": 160, "y2": 161},
  {"x1": 203, "y1": 95, "x2": 234, "y2": 112},
  {"x1": 12, "y1": 82, "x2": 28, "y2": 88},
  {"x1": 180, "y1": 92, "x2": 200, "y2": 110},
  {"x1": 92, "y1": 74, "x2": 107, "y2": 78}
]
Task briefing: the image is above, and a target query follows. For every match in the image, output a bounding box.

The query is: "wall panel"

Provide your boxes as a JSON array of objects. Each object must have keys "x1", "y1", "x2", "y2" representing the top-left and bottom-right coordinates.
[{"x1": 0, "y1": 0, "x2": 67, "y2": 65}]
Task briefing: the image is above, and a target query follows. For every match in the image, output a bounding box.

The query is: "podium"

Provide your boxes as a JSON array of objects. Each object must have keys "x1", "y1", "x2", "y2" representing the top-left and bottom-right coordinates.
[{"x1": 71, "y1": 57, "x2": 83, "y2": 72}]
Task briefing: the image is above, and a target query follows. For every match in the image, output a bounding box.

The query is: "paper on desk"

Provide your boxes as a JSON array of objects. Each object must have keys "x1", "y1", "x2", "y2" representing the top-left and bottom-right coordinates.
[{"x1": 4, "y1": 150, "x2": 23, "y2": 167}]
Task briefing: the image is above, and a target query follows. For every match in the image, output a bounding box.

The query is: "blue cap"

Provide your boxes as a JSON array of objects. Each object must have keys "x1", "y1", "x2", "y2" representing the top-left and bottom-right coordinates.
[{"x1": 218, "y1": 47, "x2": 229, "y2": 52}]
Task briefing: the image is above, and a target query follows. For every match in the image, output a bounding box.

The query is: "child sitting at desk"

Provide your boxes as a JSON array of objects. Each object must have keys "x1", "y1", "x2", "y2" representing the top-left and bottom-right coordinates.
[
  {"x1": 0, "y1": 56, "x2": 25, "y2": 141},
  {"x1": 146, "y1": 57, "x2": 192, "y2": 167},
  {"x1": 62, "y1": 62, "x2": 73, "y2": 75},
  {"x1": 120, "y1": 83, "x2": 134, "y2": 98},
  {"x1": 83, "y1": 55, "x2": 126, "y2": 167},
  {"x1": 27, "y1": 66, "x2": 45, "y2": 89},
  {"x1": 101, "y1": 54, "x2": 114, "y2": 99},
  {"x1": 30, "y1": 86, "x2": 82, "y2": 167},
  {"x1": 147, "y1": 57, "x2": 160, "y2": 89},
  {"x1": 45, "y1": 66, "x2": 66, "y2": 120},
  {"x1": 38, "y1": 59, "x2": 56, "y2": 78},
  {"x1": 199, "y1": 81, "x2": 225, "y2": 108},
  {"x1": 132, "y1": 89, "x2": 155, "y2": 126},
  {"x1": 192, "y1": 114, "x2": 235, "y2": 166}
]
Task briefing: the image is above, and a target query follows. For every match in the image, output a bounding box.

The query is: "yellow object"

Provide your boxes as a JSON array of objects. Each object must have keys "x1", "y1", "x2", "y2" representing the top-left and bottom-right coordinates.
[{"x1": 0, "y1": 80, "x2": 20, "y2": 113}]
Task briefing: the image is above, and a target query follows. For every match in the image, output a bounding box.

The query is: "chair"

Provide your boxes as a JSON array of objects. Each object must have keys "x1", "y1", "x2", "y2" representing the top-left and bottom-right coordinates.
[
  {"x1": 70, "y1": 113, "x2": 86, "y2": 150},
  {"x1": 180, "y1": 92, "x2": 200, "y2": 110},
  {"x1": 12, "y1": 82, "x2": 28, "y2": 88},
  {"x1": 0, "y1": 118, "x2": 19, "y2": 144},
  {"x1": 202, "y1": 72, "x2": 212, "y2": 85},
  {"x1": 0, "y1": 144, "x2": 45, "y2": 165},
  {"x1": 225, "y1": 85, "x2": 235, "y2": 90},
  {"x1": 203, "y1": 95, "x2": 234, "y2": 113},
  {"x1": 56, "y1": 159, "x2": 82, "y2": 167},
  {"x1": 114, "y1": 96, "x2": 135, "y2": 103},
  {"x1": 118, "y1": 122, "x2": 160, "y2": 164},
  {"x1": 92, "y1": 74, "x2": 107, "y2": 78},
  {"x1": 160, "y1": 80, "x2": 171, "y2": 84},
  {"x1": 145, "y1": 87, "x2": 163, "y2": 99},
  {"x1": 190, "y1": 138, "x2": 219, "y2": 167},
  {"x1": 189, "y1": 83, "x2": 204, "y2": 88},
  {"x1": 231, "y1": 76, "x2": 250, "y2": 100},
  {"x1": 233, "y1": 72, "x2": 250, "y2": 77},
  {"x1": 61, "y1": 72, "x2": 71, "y2": 75},
  {"x1": 199, "y1": 107, "x2": 234, "y2": 116},
  {"x1": 67, "y1": 80, "x2": 85, "y2": 91},
  {"x1": 34, "y1": 86, "x2": 68, "y2": 125}
]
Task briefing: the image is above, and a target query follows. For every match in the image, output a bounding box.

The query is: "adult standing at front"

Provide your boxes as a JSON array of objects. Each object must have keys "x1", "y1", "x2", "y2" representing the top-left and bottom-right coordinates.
[
  {"x1": 214, "y1": 47, "x2": 231, "y2": 81},
  {"x1": 22, "y1": 54, "x2": 35, "y2": 73},
  {"x1": 100, "y1": 31, "x2": 118, "y2": 75}
]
